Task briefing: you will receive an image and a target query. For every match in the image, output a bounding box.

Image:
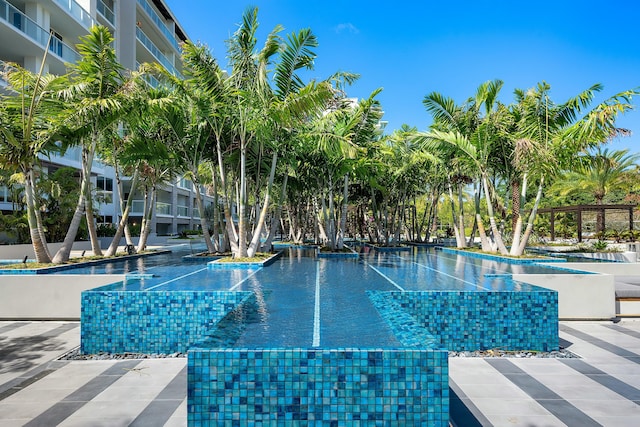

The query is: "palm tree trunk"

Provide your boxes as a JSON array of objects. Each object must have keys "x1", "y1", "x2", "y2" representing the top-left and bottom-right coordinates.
[
  {"x1": 105, "y1": 169, "x2": 139, "y2": 257},
  {"x1": 236, "y1": 140, "x2": 248, "y2": 258},
  {"x1": 263, "y1": 171, "x2": 288, "y2": 251},
  {"x1": 248, "y1": 152, "x2": 278, "y2": 257},
  {"x1": 137, "y1": 185, "x2": 156, "y2": 252},
  {"x1": 510, "y1": 173, "x2": 528, "y2": 255},
  {"x1": 24, "y1": 169, "x2": 51, "y2": 263},
  {"x1": 52, "y1": 137, "x2": 97, "y2": 263},
  {"x1": 215, "y1": 136, "x2": 238, "y2": 254},
  {"x1": 511, "y1": 178, "x2": 521, "y2": 231},
  {"x1": 193, "y1": 176, "x2": 216, "y2": 254},
  {"x1": 447, "y1": 180, "x2": 463, "y2": 248},
  {"x1": 337, "y1": 174, "x2": 349, "y2": 250},
  {"x1": 481, "y1": 173, "x2": 509, "y2": 254},
  {"x1": 457, "y1": 182, "x2": 467, "y2": 248},
  {"x1": 516, "y1": 175, "x2": 545, "y2": 255}
]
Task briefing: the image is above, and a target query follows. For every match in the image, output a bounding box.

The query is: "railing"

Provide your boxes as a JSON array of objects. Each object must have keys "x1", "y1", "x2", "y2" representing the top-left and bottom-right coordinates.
[
  {"x1": 0, "y1": 0, "x2": 80, "y2": 63},
  {"x1": 177, "y1": 205, "x2": 189, "y2": 217},
  {"x1": 177, "y1": 177, "x2": 191, "y2": 189},
  {"x1": 96, "y1": 0, "x2": 115, "y2": 25},
  {"x1": 131, "y1": 200, "x2": 145, "y2": 214},
  {"x1": 136, "y1": 61, "x2": 160, "y2": 87},
  {"x1": 136, "y1": 26, "x2": 180, "y2": 77},
  {"x1": 192, "y1": 208, "x2": 200, "y2": 219},
  {"x1": 0, "y1": 59, "x2": 9, "y2": 87},
  {"x1": 136, "y1": 0, "x2": 180, "y2": 51},
  {"x1": 156, "y1": 201, "x2": 171, "y2": 215},
  {"x1": 52, "y1": 0, "x2": 94, "y2": 28}
]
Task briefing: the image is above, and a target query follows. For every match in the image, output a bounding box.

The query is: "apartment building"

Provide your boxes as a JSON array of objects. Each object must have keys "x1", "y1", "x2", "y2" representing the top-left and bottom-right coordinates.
[{"x1": 0, "y1": 0, "x2": 213, "y2": 237}]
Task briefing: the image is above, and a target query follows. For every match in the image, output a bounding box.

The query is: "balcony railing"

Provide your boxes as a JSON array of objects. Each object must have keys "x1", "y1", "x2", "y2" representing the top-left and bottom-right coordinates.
[
  {"x1": 136, "y1": 0, "x2": 180, "y2": 51},
  {"x1": 136, "y1": 26, "x2": 180, "y2": 77},
  {"x1": 52, "y1": 0, "x2": 94, "y2": 28},
  {"x1": 96, "y1": 0, "x2": 115, "y2": 25},
  {"x1": 156, "y1": 202, "x2": 171, "y2": 215},
  {"x1": 0, "y1": 0, "x2": 80, "y2": 63},
  {"x1": 177, "y1": 205, "x2": 189, "y2": 217},
  {"x1": 136, "y1": 61, "x2": 160, "y2": 88}
]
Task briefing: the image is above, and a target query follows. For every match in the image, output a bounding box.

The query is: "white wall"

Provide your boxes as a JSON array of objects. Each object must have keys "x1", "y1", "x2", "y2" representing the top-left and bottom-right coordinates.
[
  {"x1": 513, "y1": 272, "x2": 616, "y2": 320},
  {"x1": 0, "y1": 275, "x2": 125, "y2": 320},
  {"x1": 0, "y1": 242, "x2": 93, "y2": 260}
]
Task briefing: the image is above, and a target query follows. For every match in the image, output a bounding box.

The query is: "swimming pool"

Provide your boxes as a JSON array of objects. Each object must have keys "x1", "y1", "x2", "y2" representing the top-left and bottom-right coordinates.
[
  {"x1": 80, "y1": 245, "x2": 561, "y2": 353},
  {"x1": 77, "y1": 245, "x2": 563, "y2": 425},
  {"x1": 82, "y1": 245, "x2": 574, "y2": 292}
]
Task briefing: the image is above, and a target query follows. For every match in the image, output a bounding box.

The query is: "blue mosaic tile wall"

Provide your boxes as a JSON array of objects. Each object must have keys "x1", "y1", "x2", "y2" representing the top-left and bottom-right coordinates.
[
  {"x1": 81, "y1": 290, "x2": 252, "y2": 354},
  {"x1": 440, "y1": 247, "x2": 566, "y2": 264},
  {"x1": 188, "y1": 348, "x2": 449, "y2": 426},
  {"x1": 386, "y1": 290, "x2": 559, "y2": 352}
]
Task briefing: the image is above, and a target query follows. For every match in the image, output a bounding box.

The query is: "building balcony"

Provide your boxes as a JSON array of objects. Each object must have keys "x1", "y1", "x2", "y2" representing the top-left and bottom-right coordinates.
[
  {"x1": 0, "y1": 0, "x2": 80, "y2": 69},
  {"x1": 96, "y1": 0, "x2": 115, "y2": 26},
  {"x1": 176, "y1": 205, "x2": 189, "y2": 217},
  {"x1": 136, "y1": 0, "x2": 180, "y2": 51},
  {"x1": 136, "y1": 26, "x2": 180, "y2": 77},
  {"x1": 52, "y1": 0, "x2": 94, "y2": 29}
]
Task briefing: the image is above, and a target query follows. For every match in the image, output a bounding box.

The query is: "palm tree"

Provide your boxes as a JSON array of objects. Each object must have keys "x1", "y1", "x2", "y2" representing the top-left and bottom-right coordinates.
[
  {"x1": 0, "y1": 59, "x2": 67, "y2": 262},
  {"x1": 508, "y1": 82, "x2": 637, "y2": 254},
  {"x1": 419, "y1": 80, "x2": 507, "y2": 252},
  {"x1": 186, "y1": 7, "x2": 333, "y2": 258},
  {"x1": 53, "y1": 25, "x2": 127, "y2": 263},
  {"x1": 553, "y1": 147, "x2": 639, "y2": 233}
]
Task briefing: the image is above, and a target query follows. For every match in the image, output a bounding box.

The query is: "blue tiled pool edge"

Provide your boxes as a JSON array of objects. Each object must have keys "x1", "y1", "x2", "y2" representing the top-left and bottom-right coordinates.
[
  {"x1": 382, "y1": 290, "x2": 559, "y2": 352},
  {"x1": 441, "y1": 247, "x2": 567, "y2": 264},
  {"x1": 80, "y1": 290, "x2": 253, "y2": 354},
  {"x1": 187, "y1": 347, "x2": 449, "y2": 425}
]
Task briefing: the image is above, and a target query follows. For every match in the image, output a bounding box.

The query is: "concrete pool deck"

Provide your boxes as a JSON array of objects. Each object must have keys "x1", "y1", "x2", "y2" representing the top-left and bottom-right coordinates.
[{"x1": 0, "y1": 320, "x2": 639, "y2": 426}]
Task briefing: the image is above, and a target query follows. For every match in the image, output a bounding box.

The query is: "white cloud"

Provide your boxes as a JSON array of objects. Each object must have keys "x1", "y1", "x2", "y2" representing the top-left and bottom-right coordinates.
[{"x1": 335, "y1": 23, "x2": 360, "y2": 34}]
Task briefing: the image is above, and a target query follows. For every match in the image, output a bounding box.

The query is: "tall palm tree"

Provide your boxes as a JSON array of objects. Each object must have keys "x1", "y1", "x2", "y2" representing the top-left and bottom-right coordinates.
[
  {"x1": 0, "y1": 59, "x2": 67, "y2": 262},
  {"x1": 186, "y1": 7, "x2": 333, "y2": 258},
  {"x1": 508, "y1": 82, "x2": 637, "y2": 254},
  {"x1": 53, "y1": 25, "x2": 127, "y2": 263},
  {"x1": 419, "y1": 80, "x2": 507, "y2": 252},
  {"x1": 554, "y1": 147, "x2": 639, "y2": 232}
]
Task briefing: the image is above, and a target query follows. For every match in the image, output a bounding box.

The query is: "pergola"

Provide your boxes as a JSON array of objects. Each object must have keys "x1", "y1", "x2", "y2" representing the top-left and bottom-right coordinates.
[{"x1": 537, "y1": 204, "x2": 635, "y2": 242}]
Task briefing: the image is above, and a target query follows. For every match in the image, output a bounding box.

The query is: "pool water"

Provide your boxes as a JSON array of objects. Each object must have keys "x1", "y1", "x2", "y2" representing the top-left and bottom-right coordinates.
[
  {"x1": 87, "y1": 245, "x2": 573, "y2": 293},
  {"x1": 82, "y1": 245, "x2": 569, "y2": 349}
]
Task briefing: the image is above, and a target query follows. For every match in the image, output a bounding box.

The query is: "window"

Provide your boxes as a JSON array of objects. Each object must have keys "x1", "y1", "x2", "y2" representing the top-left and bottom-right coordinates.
[
  {"x1": 49, "y1": 30, "x2": 63, "y2": 57},
  {"x1": 96, "y1": 176, "x2": 113, "y2": 191},
  {"x1": 96, "y1": 176, "x2": 113, "y2": 204}
]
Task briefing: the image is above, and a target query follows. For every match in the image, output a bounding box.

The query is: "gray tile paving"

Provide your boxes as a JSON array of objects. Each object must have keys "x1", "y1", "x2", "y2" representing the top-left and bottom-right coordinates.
[{"x1": 1, "y1": 319, "x2": 640, "y2": 426}]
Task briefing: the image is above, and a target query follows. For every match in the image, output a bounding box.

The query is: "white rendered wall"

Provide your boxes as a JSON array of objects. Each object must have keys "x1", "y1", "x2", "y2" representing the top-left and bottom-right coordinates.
[
  {"x1": 513, "y1": 272, "x2": 616, "y2": 320},
  {"x1": 0, "y1": 275, "x2": 125, "y2": 319}
]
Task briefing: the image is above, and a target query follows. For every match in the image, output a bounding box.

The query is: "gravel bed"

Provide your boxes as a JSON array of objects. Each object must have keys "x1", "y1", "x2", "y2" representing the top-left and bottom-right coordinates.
[
  {"x1": 59, "y1": 347, "x2": 578, "y2": 360},
  {"x1": 449, "y1": 348, "x2": 578, "y2": 358},
  {"x1": 58, "y1": 347, "x2": 186, "y2": 360}
]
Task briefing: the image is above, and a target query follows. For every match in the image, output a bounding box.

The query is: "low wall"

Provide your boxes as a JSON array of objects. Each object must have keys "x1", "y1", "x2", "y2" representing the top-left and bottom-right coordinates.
[
  {"x1": 0, "y1": 241, "x2": 93, "y2": 260},
  {"x1": 81, "y1": 290, "x2": 252, "y2": 354},
  {"x1": 0, "y1": 275, "x2": 125, "y2": 320},
  {"x1": 187, "y1": 348, "x2": 449, "y2": 425},
  {"x1": 513, "y1": 272, "x2": 616, "y2": 320},
  {"x1": 385, "y1": 290, "x2": 559, "y2": 352},
  {"x1": 545, "y1": 262, "x2": 640, "y2": 275}
]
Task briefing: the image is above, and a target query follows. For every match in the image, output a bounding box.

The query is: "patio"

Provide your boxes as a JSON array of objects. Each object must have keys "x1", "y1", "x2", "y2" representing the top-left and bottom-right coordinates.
[{"x1": 0, "y1": 320, "x2": 639, "y2": 426}]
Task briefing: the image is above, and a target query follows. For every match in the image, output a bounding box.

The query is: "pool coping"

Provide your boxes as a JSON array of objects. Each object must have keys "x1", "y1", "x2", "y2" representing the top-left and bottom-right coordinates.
[{"x1": 0, "y1": 250, "x2": 171, "y2": 275}]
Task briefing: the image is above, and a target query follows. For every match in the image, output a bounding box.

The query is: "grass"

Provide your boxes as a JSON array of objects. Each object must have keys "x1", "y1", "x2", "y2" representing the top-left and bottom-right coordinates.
[
  {"x1": 453, "y1": 247, "x2": 549, "y2": 259},
  {"x1": 216, "y1": 252, "x2": 272, "y2": 263},
  {"x1": 0, "y1": 251, "x2": 150, "y2": 270}
]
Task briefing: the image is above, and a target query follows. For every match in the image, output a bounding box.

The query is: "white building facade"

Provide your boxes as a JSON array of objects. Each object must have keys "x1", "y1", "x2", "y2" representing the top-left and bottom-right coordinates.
[{"x1": 1, "y1": 0, "x2": 213, "y2": 237}]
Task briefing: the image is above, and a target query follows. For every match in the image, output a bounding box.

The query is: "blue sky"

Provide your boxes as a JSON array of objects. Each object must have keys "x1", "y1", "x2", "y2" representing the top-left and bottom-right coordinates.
[{"x1": 165, "y1": 0, "x2": 640, "y2": 152}]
